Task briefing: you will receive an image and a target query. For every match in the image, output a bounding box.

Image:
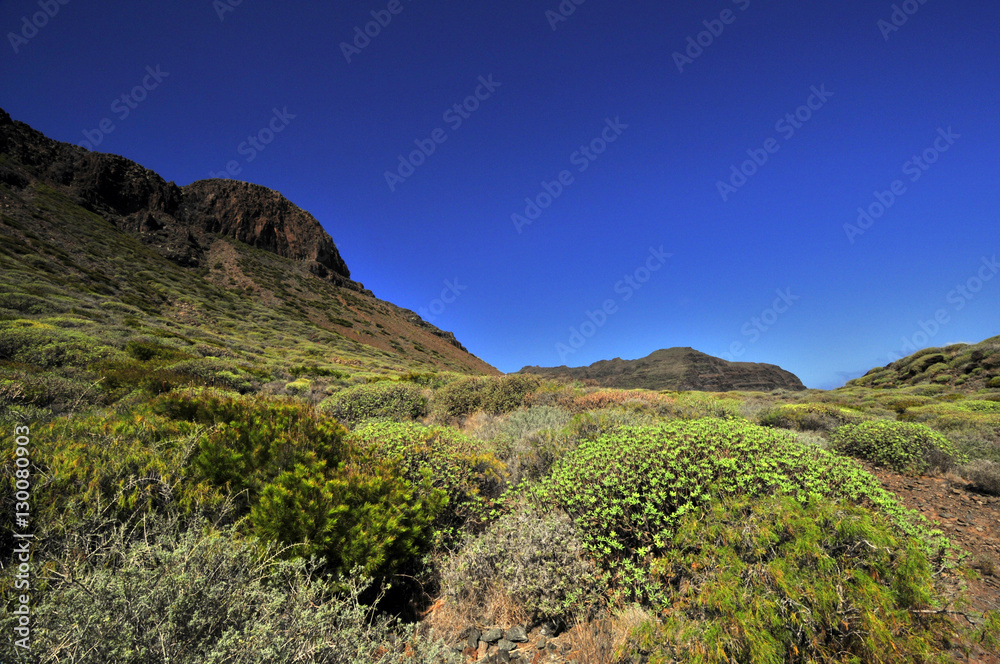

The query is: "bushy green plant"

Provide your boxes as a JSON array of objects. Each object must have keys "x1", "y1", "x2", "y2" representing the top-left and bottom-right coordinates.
[
  {"x1": 759, "y1": 402, "x2": 869, "y2": 432},
  {"x1": 653, "y1": 391, "x2": 743, "y2": 420},
  {"x1": 430, "y1": 375, "x2": 540, "y2": 420},
  {"x1": 480, "y1": 374, "x2": 541, "y2": 415},
  {"x1": 536, "y1": 418, "x2": 943, "y2": 602},
  {"x1": 628, "y1": 495, "x2": 948, "y2": 664},
  {"x1": 956, "y1": 399, "x2": 1000, "y2": 413},
  {"x1": 349, "y1": 421, "x2": 505, "y2": 547},
  {"x1": 250, "y1": 458, "x2": 443, "y2": 577},
  {"x1": 430, "y1": 376, "x2": 488, "y2": 420},
  {"x1": 830, "y1": 420, "x2": 967, "y2": 474},
  {"x1": 165, "y1": 358, "x2": 260, "y2": 393},
  {"x1": 440, "y1": 506, "x2": 606, "y2": 626},
  {"x1": 319, "y1": 380, "x2": 427, "y2": 425},
  {"x1": 1, "y1": 513, "x2": 458, "y2": 664}
]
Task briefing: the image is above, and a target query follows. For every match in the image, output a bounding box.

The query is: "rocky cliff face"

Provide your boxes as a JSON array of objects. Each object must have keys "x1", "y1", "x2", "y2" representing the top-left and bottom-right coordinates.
[
  {"x1": 0, "y1": 108, "x2": 356, "y2": 288},
  {"x1": 520, "y1": 347, "x2": 806, "y2": 392}
]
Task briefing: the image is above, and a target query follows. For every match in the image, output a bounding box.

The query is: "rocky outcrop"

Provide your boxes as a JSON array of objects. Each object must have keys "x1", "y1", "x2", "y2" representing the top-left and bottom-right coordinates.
[
  {"x1": 0, "y1": 107, "x2": 355, "y2": 287},
  {"x1": 520, "y1": 347, "x2": 806, "y2": 392}
]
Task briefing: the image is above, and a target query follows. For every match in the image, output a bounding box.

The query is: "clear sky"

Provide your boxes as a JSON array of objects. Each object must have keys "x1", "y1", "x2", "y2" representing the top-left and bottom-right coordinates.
[{"x1": 2, "y1": 0, "x2": 998, "y2": 388}]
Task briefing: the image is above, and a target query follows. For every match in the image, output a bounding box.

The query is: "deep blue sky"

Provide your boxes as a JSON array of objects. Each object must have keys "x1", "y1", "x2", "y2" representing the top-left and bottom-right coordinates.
[{"x1": 3, "y1": 0, "x2": 998, "y2": 388}]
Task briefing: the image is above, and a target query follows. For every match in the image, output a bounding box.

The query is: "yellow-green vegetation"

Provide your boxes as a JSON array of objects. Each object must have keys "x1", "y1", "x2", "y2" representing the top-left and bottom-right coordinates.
[
  {"x1": 318, "y1": 380, "x2": 428, "y2": 425},
  {"x1": 628, "y1": 495, "x2": 949, "y2": 664},
  {"x1": 349, "y1": 420, "x2": 506, "y2": 548},
  {"x1": 830, "y1": 420, "x2": 968, "y2": 475},
  {"x1": 429, "y1": 373, "x2": 540, "y2": 420},
  {"x1": 759, "y1": 401, "x2": 870, "y2": 432},
  {"x1": 534, "y1": 419, "x2": 947, "y2": 605}
]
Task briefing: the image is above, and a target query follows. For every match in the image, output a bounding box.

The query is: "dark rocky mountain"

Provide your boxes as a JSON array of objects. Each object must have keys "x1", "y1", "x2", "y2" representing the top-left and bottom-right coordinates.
[
  {"x1": 0, "y1": 108, "x2": 355, "y2": 287},
  {"x1": 519, "y1": 347, "x2": 806, "y2": 392},
  {"x1": 0, "y1": 107, "x2": 495, "y2": 375}
]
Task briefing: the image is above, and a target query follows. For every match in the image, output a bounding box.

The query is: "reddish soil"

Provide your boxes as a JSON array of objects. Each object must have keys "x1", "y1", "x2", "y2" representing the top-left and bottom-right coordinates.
[{"x1": 867, "y1": 464, "x2": 1000, "y2": 663}]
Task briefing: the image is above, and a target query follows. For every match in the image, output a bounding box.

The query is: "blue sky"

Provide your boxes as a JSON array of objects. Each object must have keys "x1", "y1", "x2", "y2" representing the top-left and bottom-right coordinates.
[{"x1": 2, "y1": 0, "x2": 998, "y2": 388}]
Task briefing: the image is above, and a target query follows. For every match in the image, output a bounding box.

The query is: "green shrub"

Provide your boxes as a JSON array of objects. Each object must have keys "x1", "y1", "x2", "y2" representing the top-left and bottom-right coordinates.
[
  {"x1": 759, "y1": 402, "x2": 868, "y2": 432},
  {"x1": 319, "y1": 381, "x2": 427, "y2": 426},
  {"x1": 536, "y1": 418, "x2": 942, "y2": 603},
  {"x1": 2, "y1": 514, "x2": 457, "y2": 664},
  {"x1": 10, "y1": 390, "x2": 445, "y2": 578},
  {"x1": 349, "y1": 421, "x2": 505, "y2": 547},
  {"x1": 440, "y1": 506, "x2": 606, "y2": 626},
  {"x1": 830, "y1": 420, "x2": 967, "y2": 474},
  {"x1": 480, "y1": 374, "x2": 541, "y2": 415},
  {"x1": 956, "y1": 399, "x2": 1000, "y2": 413},
  {"x1": 653, "y1": 391, "x2": 743, "y2": 420},
  {"x1": 166, "y1": 358, "x2": 259, "y2": 393},
  {"x1": 989, "y1": 376, "x2": 1000, "y2": 388},
  {"x1": 250, "y1": 457, "x2": 443, "y2": 577},
  {"x1": 431, "y1": 375, "x2": 540, "y2": 420},
  {"x1": 126, "y1": 339, "x2": 194, "y2": 362},
  {"x1": 0, "y1": 322, "x2": 109, "y2": 368},
  {"x1": 960, "y1": 459, "x2": 1000, "y2": 496},
  {"x1": 629, "y1": 494, "x2": 947, "y2": 664}
]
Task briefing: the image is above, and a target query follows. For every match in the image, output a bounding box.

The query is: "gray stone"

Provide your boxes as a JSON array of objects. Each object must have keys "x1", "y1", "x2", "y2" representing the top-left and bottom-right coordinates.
[
  {"x1": 482, "y1": 628, "x2": 504, "y2": 643},
  {"x1": 536, "y1": 636, "x2": 548, "y2": 650},
  {"x1": 460, "y1": 627, "x2": 481, "y2": 649},
  {"x1": 497, "y1": 639, "x2": 515, "y2": 652},
  {"x1": 506, "y1": 626, "x2": 528, "y2": 643}
]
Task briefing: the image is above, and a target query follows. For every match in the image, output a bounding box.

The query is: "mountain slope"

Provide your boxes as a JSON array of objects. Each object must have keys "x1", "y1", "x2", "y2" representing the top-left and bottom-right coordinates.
[
  {"x1": 519, "y1": 347, "x2": 806, "y2": 392},
  {"x1": 0, "y1": 108, "x2": 497, "y2": 418},
  {"x1": 848, "y1": 336, "x2": 1000, "y2": 391}
]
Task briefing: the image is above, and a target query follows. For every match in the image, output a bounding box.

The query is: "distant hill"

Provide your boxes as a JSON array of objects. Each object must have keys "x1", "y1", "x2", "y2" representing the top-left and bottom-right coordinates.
[
  {"x1": 0, "y1": 107, "x2": 497, "y2": 411},
  {"x1": 519, "y1": 347, "x2": 806, "y2": 392},
  {"x1": 848, "y1": 336, "x2": 1000, "y2": 390}
]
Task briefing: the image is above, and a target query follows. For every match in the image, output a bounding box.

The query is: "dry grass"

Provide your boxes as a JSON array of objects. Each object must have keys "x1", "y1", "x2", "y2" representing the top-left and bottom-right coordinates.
[
  {"x1": 423, "y1": 581, "x2": 531, "y2": 647},
  {"x1": 566, "y1": 606, "x2": 653, "y2": 664}
]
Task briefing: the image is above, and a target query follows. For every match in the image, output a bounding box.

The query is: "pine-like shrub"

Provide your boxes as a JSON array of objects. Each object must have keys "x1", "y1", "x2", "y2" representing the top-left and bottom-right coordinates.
[{"x1": 627, "y1": 495, "x2": 948, "y2": 664}]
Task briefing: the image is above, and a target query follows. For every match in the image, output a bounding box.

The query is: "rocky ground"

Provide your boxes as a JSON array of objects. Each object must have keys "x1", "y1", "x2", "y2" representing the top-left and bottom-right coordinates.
[{"x1": 867, "y1": 465, "x2": 1000, "y2": 664}]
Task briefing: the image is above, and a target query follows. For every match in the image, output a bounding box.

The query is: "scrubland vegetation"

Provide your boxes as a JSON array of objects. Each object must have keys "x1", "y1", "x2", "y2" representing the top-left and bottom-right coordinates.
[{"x1": 3, "y1": 333, "x2": 1000, "y2": 662}]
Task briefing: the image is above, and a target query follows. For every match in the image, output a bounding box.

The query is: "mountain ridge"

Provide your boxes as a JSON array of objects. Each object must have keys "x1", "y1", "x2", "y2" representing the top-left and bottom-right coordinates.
[
  {"x1": 0, "y1": 108, "x2": 358, "y2": 290},
  {"x1": 0, "y1": 107, "x2": 496, "y2": 377},
  {"x1": 520, "y1": 346, "x2": 806, "y2": 392}
]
